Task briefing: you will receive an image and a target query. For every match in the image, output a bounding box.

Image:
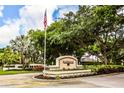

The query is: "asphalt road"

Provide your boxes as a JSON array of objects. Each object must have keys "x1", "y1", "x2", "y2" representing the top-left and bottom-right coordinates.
[{"x1": 0, "y1": 72, "x2": 124, "y2": 88}]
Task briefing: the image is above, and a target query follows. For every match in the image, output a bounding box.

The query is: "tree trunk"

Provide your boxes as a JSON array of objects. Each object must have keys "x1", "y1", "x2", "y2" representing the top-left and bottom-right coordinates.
[
  {"x1": 1, "y1": 64, "x2": 3, "y2": 71},
  {"x1": 20, "y1": 52, "x2": 24, "y2": 64},
  {"x1": 99, "y1": 53, "x2": 108, "y2": 65},
  {"x1": 20, "y1": 52, "x2": 26, "y2": 70},
  {"x1": 103, "y1": 55, "x2": 108, "y2": 65},
  {"x1": 8, "y1": 64, "x2": 10, "y2": 70}
]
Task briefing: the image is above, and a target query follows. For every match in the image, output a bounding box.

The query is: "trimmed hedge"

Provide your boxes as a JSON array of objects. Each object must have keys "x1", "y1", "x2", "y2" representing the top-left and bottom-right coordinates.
[
  {"x1": 81, "y1": 62, "x2": 103, "y2": 65},
  {"x1": 90, "y1": 65, "x2": 124, "y2": 74}
]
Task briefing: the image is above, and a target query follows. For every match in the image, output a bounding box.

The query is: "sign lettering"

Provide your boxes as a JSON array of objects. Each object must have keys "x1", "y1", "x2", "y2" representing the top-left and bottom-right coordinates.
[{"x1": 63, "y1": 61, "x2": 74, "y2": 64}]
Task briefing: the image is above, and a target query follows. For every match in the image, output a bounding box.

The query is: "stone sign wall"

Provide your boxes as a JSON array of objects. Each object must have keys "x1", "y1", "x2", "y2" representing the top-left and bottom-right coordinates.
[{"x1": 56, "y1": 56, "x2": 78, "y2": 70}]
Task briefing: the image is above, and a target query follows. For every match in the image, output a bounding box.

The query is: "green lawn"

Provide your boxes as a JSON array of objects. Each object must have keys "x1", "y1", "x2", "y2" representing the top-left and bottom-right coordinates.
[{"x1": 0, "y1": 70, "x2": 41, "y2": 75}]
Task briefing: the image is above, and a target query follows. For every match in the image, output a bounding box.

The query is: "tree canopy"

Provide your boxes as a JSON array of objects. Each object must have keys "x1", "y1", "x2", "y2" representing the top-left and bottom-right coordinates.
[{"x1": 1, "y1": 5, "x2": 124, "y2": 66}]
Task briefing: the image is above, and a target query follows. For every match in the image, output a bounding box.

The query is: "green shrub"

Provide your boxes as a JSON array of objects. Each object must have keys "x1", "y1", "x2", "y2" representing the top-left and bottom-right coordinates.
[
  {"x1": 56, "y1": 75, "x2": 61, "y2": 80},
  {"x1": 91, "y1": 65, "x2": 124, "y2": 74},
  {"x1": 32, "y1": 65, "x2": 44, "y2": 71},
  {"x1": 81, "y1": 62, "x2": 103, "y2": 65}
]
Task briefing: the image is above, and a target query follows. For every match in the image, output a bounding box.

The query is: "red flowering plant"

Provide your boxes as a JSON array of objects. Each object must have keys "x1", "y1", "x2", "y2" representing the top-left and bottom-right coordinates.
[{"x1": 32, "y1": 65, "x2": 44, "y2": 71}]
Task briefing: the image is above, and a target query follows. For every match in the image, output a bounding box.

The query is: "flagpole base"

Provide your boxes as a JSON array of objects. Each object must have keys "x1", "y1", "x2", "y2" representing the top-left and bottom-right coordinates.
[{"x1": 43, "y1": 70, "x2": 46, "y2": 76}]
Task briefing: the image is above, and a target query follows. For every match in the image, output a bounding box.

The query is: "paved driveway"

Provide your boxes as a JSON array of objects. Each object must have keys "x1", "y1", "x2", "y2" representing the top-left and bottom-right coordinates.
[{"x1": 0, "y1": 72, "x2": 124, "y2": 88}]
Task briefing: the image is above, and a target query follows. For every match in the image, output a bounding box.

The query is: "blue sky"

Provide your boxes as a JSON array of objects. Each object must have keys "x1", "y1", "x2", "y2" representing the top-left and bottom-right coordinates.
[
  {"x1": 0, "y1": 5, "x2": 79, "y2": 48},
  {"x1": 0, "y1": 5, "x2": 24, "y2": 26}
]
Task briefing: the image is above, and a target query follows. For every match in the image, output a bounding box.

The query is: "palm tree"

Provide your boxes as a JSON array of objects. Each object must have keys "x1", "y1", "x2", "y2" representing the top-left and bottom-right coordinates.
[{"x1": 10, "y1": 35, "x2": 30, "y2": 69}]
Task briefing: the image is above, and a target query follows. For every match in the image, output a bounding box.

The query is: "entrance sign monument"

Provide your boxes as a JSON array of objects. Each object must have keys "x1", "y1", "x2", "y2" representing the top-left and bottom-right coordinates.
[
  {"x1": 56, "y1": 56, "x2": 78, "y2": 70},
  {"x1": 35, "y1": 55, "x2": 91, "y2": 79}
]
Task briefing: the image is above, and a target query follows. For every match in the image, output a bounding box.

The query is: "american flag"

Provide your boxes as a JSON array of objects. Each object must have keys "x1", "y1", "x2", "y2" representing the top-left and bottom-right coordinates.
[{"x1": 44, "y1": 9, "x2": 47, "y2": 30}]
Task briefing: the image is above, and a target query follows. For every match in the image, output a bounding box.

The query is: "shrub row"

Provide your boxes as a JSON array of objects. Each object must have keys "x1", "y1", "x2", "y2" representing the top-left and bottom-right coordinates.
[
  {"x1": 31, "y1": 65, "x2": 44, "y2": 71},
  {"x1": 81, "y1": 62, "x2": 103, "y2": 65},
  {"x1": 30, "y1": 65, "x2": 49, "y2": 71},
  {"x1": 91, "y1": 65, "x2": 124, "y2": 74}
]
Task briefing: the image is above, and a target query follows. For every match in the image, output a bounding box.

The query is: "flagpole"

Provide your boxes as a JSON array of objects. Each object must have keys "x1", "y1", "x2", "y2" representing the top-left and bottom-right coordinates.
[
  {"x1": 44, "y1": 26, "x2": 46, "y2": 75},
  {"x1": 43, "y1": 9, "x2": 47, "y2": 76}
]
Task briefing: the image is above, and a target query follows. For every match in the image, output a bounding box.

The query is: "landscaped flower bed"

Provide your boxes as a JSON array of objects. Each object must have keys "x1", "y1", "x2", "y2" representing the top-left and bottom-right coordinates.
[
  {"x1": 34, "y1": 70, "x2": 93, "y2": 80},
  {"x1": 34, "y1": 74, "x2": 94, "y2": 80}
]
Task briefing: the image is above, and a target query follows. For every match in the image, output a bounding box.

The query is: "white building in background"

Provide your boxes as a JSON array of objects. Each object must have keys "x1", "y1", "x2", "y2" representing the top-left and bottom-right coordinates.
[{"x1": 80, "y1": 52, "x2": 101, "y2": 62}]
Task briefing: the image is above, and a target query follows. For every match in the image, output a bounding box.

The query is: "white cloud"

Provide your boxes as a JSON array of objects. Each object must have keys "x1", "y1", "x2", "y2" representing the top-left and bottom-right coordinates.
[
  {"x1": 19, "y1": 5, "x2": 57, "y2": 32},
  {"x1": 18, "y1": 5, "x2": 78, "y2": 33},
  {"x1": 0, "y1": 5, "x2": 78, "y2": 48},
  {"x1": 0, "y1": 5, "x2": 57, "y2": 47},
  {"x1": 0, "y1": 6, "x2": 4, "y2": 17},
  {"x1": 58, "y1": 5, "x2": 79, "y2": 18},
  {"x1": 0, "y1": 19, "x2": 20, "y2": 46}
]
